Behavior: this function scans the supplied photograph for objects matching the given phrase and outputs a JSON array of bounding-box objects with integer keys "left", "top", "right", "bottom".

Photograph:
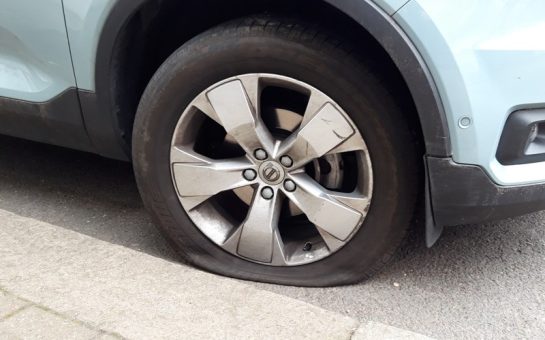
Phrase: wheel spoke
[
  {"left": 316, "top": 228, "right": 346, "bottom": 252},
  {"left": 205, "top": 78, "right": 274, "bottom": 155},
  {"left": 279, "top": 100, "right": 355, "bottom": 168},
  {"left": 316, "top": 191, "right": 370, "bottom": 251},
  {"left": 171, "top": 146, "right": 256, "bottom": 209},
  {"left": 192, "top": 92, "right": 221, "bottom": 125},
  {"left": 326, "top": 134, "right": 368, "bottom": 155},
  {"left": 283, "top": 173, "right": 366, "bottom": 241},
  {"left": 236, "top": 188, "right": 284, "bottom": 263},
  {"left": 328, "top": 191, "right": 370, "bottom": 214},
  {"left": 301, "top": 88, "right": 330, "bottom": 126}
]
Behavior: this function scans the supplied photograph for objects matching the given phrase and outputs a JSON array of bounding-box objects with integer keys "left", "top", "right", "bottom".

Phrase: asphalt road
[{"left": 0, "top": 135, "right": 544, "bottom": 339}]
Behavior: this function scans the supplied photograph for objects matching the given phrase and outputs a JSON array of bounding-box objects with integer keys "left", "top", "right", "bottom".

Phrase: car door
[{"left": 0, "top": 0, "right": 91, "bottom": 151}]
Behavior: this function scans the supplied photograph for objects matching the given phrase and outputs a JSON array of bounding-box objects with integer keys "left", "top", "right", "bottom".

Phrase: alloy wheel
[{"left": 170, "top": 74, "right": 373, "bottom": 266}]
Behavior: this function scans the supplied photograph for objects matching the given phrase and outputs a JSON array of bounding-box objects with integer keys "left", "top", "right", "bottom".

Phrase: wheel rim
[{"left": 170, "top": 73, "right": 373, "bottom": 266}]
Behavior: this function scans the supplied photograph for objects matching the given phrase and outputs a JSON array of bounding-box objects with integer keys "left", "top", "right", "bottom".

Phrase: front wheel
[{"left": 132, "top": 17, "right": 419, "bottom": 286}]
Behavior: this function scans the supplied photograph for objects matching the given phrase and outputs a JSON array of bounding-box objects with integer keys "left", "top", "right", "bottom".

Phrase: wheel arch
[
  {"left": 323, "top": 0, "right": 450, "bottom": 157},
  {"left": 87, "top": 0, "right": 451, "bottom": 160}
]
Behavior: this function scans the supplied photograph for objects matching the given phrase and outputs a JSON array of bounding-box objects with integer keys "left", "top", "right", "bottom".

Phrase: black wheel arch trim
[
  {"left": 89, "top": 0, "right": 452, "bottom": 160},
  {"left": 323, "top": 0, "right": 451, "bottom": 157},
  {"left": 82, "top": 0, "right": 151, "bottom": 161}
]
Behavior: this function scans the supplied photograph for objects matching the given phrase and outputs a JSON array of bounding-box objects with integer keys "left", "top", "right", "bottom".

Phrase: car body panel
[
  {"left": 396, "top": 0, "right": 545, "bottom": 185},
  {"left": 63, "top": 0, "right": 114, "bottom": 92},
  {"left": 0, "top": 0, "right": 76, "bottom": 102},
  {"left": 0, "top": 0, "right": 90, "bottom": 151}
]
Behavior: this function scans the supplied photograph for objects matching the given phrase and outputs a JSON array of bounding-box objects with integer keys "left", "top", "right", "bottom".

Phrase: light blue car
[{"left": 2, "top": 0, "right": 544, "bottom": 286}]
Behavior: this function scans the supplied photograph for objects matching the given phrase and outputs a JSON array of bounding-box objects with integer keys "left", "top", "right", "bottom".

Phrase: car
[{"left": 2, "top": 0, "right": 545, "bottom": 286}]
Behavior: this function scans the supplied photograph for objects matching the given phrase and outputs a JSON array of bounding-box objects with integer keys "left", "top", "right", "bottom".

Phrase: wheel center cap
[{"left": 258, "top": 161, "right": 285, "bottom": 185}]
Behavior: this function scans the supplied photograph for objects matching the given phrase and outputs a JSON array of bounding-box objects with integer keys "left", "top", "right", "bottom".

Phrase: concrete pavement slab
[
  {"left": 0, "top": 291, "right": 29, "bottom": 320},
  {"left": 352, "top": 321, "right": 434, "bottom": 340},
  {"left": 0, "top": 306, "right": 98, "bottom": 340},
  {"left": 0, "top": 209, "right": 359, "bottom": 339}
]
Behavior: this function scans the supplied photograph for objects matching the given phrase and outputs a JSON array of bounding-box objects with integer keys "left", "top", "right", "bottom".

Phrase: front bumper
[{"left": 426, "top": 156, "right": 545, "bottom": 244}]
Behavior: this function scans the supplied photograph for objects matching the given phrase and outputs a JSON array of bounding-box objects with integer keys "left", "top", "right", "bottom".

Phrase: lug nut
[
  {"left": 242, "top": 169, "right": 257, "bottom": 181},
  {"left": 280, "top": 155, "right": 293, "bottom": 167},
  {"left": 261, "top": 186, "right": 274, "bottom": 200},
  {"left": 254, "top": 148, "right": 268, "bottom": 160},
  {"left": 283, "top": 179, "right": 296, "bottom": 192}
]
